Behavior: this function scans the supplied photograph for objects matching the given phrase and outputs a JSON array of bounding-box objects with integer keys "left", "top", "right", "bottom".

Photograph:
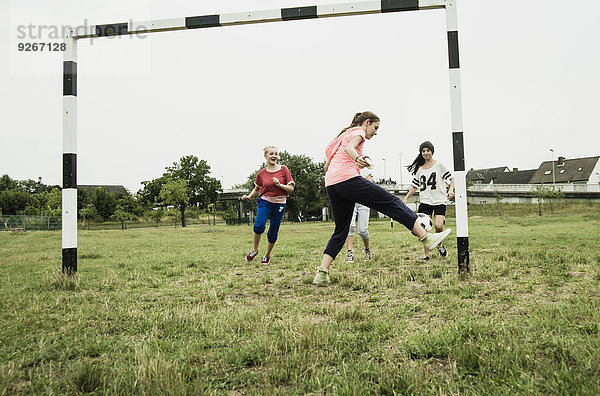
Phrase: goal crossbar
[{"left": 71, "top": 1, "right": 446, "bottom": 39}]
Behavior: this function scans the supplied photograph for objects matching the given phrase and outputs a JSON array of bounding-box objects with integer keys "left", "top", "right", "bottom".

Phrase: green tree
[
  {"left": 46, "top": 188, "right": 62, "bottom": 216},
  {"left": 148, "top": 208, "right": 165, "bottom": 228},
  {"left": 17, "top": 178, "right": 43, "bottom": 194},
  {"left": 0, "top": 174, "right": 18, "bottom": 193},
  {"left": 547, "top": 185, "right": 565, "bottom": 214},
  {"left": 140, "top": 156, "right": 222, "bottom": 227},
  {"left": 116, "top": 191, "right": 142, "bottom": 218},
  {"left": 165, "top": 155, "right": 222, "bottom": 209},
  {"left": 531, "top": 184, "right": 548, "bottom": 216},
  {"left": 111, "top": 205, "right": 132, "bottom": 230},
  {"left": 0, "top": 189, "right": 32, "bottom": 215},
  {"left": 90, "top": 187, "right": 117, "bottom": 221},
  {"left": 280, "top": 152, "right": 327, "bottom": 221},
  {"left": 77, "top": 187, "right": 91, "bottom": 215},
  {"left": 493, "top": 190, "right": 504, "bottom": 217},
  {"left": 531, "top": 184, "right": 565, "bottom": 216},
  {"left": 159, "top": 178, "right": 190, "bottom": 227},
  {"left": 531, "top": 184, "right": 566, "bottom": 216},
  {"left": 32, "top": 191, "right": 49, "bottom": 216},
  {"left": 79, "top": 203, "right": 99, "bottom": 230},
  {"left": 137, "top": 176, "right": 168, "bottom": 210}
]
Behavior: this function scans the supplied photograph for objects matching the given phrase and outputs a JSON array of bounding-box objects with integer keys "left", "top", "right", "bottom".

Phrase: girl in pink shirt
[
  {"left": 242, "top": 146, "right": 295, "bottom": 264},
  {"left": 313, "top": 111, "right": 451, "bottom": 285}
]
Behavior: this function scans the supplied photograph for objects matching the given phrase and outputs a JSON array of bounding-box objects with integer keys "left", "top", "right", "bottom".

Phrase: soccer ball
[{"left": 416, "top": 213, "right": 433, "bottom": 232}]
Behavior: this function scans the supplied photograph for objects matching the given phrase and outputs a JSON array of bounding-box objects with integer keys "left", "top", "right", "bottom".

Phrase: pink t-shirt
[{"left": 324, "top": 127, "right": 365, "bottom": 187}]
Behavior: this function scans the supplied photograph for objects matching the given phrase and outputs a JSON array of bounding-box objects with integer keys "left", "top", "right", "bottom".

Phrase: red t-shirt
[{"left": 255, "top": 165, "right": 294, "bottom": 198}]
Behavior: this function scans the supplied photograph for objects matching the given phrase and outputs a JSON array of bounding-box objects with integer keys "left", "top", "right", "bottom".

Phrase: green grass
[{"left": 1, "top": 208, "right": 600, "bottom": 394}]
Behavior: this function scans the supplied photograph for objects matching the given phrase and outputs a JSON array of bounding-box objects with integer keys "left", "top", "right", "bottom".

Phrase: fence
[
  {"left": 468, "top": 183, "right": 600, "bottom": 193},
  {"left": 381, "top": 183, "right": 600, "bottom": 194},
  {"left": 225, "top": 217, "right": 251, "bottom": 225},
  {"left": 0, "top": 215, "right": 62, "bottom": 231}
]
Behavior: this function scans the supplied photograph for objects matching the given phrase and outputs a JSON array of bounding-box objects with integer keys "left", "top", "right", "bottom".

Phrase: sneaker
[
  {"left": 347, "top": 250, "right": 354, "bottom": 263},
  {"left": 261, "top": 256, "right": 270, "bottom": 265},
  {"left": 438, "top": 245, "right": 448, "bottom": 258},
  {"left": 418, "top": 255, "right": 430, "bottom": 261},
  {"left": 245, "top": 250, "right": 258, "bottom": 262},
  {"left": 364, "top": 249, "right": 372, "bottom": 261},
  {"left": 422, "top": 229, "right": 452, "bottom": 251},
  {"left": 312, "top": 268, "right": 331, "bottom": 285}
]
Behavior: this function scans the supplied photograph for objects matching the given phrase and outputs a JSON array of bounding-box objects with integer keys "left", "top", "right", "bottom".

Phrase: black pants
[{"left": 324, "top": 176, "right": 418, "bottom": 259}]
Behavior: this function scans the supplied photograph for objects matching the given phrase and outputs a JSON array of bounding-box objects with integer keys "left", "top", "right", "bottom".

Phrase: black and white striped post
[
  {"left": 445, "top": 1, "right": 469, "bottom": 273},
  {"left": 62, "top": 28, "right": 78, "bottom": 275},
  {"left": 61, "top": 0, "right": 469, "bottom": 274}
]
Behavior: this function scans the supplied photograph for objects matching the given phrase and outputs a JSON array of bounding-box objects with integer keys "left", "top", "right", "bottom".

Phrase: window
[
  {"left": 544, "top": 170, "right": 552, "bottom": 175},
  {"left": 559, "top": 169, "right": 565, "bottom": 174},
  {"left": 578, "top": 167, "right": 583, "bottom": 171}
]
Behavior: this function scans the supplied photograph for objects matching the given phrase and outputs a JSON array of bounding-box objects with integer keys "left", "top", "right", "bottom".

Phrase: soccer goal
[{"left": 61, "top": 0, "right": 470, "bottom": 274}]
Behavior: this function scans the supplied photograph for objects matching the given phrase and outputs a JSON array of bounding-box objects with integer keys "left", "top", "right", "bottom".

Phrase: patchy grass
[{"left": 1, "top": 210, "right": 600, "bottom": 394}]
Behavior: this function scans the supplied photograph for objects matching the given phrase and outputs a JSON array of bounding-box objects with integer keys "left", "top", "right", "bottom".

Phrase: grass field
[{"left": 1, "top": 207, "right": 600, "bottom": 395}]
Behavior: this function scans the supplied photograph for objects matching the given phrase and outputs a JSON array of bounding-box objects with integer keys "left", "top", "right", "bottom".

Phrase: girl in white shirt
[{"left": 403, "top": 141, "right": 455, "bottom": 260}]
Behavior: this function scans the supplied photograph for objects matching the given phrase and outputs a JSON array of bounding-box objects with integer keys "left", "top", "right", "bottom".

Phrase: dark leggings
[{"left": 324, "top": 176, "right": 418, "bottom": 259}]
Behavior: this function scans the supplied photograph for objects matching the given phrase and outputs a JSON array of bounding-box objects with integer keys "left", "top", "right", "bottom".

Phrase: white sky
[{"left": 1, "top": 0, "right": 599, "bottom": 193}]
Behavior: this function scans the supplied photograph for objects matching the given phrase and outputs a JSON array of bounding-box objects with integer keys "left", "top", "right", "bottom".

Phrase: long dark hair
[
  {"left": 407, "top": 154, "right": 425, "bottom": 175},
  {"left": 337, "top": 111, "right": 380, "bottom": 137}
]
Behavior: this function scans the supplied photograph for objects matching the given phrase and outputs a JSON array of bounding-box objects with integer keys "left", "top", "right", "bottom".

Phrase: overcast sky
[{"left": 2, "top": 0, "right": 599, "bottom": 193}]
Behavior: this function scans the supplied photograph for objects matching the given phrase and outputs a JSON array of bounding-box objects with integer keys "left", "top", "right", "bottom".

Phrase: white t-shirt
[{"left": 411, "top": 162, "right": 452, "bottom": 205}]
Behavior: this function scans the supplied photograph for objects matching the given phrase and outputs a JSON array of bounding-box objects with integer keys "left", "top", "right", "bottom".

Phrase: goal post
[{"left": 62, "top": 0, "right": 469, "bottom": 274}]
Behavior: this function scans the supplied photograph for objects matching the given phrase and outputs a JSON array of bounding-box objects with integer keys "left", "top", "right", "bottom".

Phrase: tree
[
  {"left": 90, "top": 187, "right": 117, "bottom": 221},
  {"left": 493, "top": 190, "right": 503, "bottom": 217},
  {"left": 165, "top": 155, "right": 222, "bottom": 209},
  {"left": 531, "top": 184, "right": 563, "bottom": 216},
  {"left": 31, "top": 191, "right": 49, "bottom": 216},
  {"left": 280, "top": 152, "right": 328, "bottom": 221},
  {"left": 148, "top": 208, "right": 165, "bottom": 228},
  {"left": 116, "top": 192, "right": 142, "bottom": 218},
  {"left": 531, "top": 184, "right": 548, "bottom": 216},
  {"left": 137, "top": 176, "right": 168, "bottom": 209},
  {"left": 46, "top": 188, "right": 62, "bottom": 216},
  {"left": 0, "top": 189, "right": 32, "bottom": 215},
  {"left": 17, "top": 178, "right": 43, "bottom": 194},
  {"left": 0, "top": 175, "right": 18, "bottom": 193},
  {"left": 159, "top": 178, "right": 190, "bottom": 227},
  {"left": 547, "top": 185, "right": 564, "bottom": 214},
  {"left": 79, "top": 204, "right": 99, "bottom": 230},
  {"left": 138, "top": 156, "right": 222, "bottom": 227},
  {"left": 111, "top": 205, "right": 132, "bottom": 230}
]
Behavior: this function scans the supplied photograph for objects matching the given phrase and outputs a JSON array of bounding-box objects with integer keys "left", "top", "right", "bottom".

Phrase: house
[
  {"left": 465, "top": 156, "right": 600, "bottom": 204},
  {"left": 466, "top": 166, "right": 509, "bottom": 184},
  {"left": 466, "top": 167, "right": 536, "bottom": 185},
  {"left": 493, "top": 168, "right": 537, "bottom": 184},
  {"left": 529, "top": 156, "right": 600, "bottom": 185}
]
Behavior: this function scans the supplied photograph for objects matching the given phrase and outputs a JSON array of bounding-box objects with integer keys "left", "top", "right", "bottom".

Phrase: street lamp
[
  {"left": 382, "top": 158, "right": 387, "bottom": 180},
  {"left": 549, "top": 149, "right": 556, "bottom": 185},
  {"left": 398, "top": 152, "right": 403, "bottom": 186}
]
